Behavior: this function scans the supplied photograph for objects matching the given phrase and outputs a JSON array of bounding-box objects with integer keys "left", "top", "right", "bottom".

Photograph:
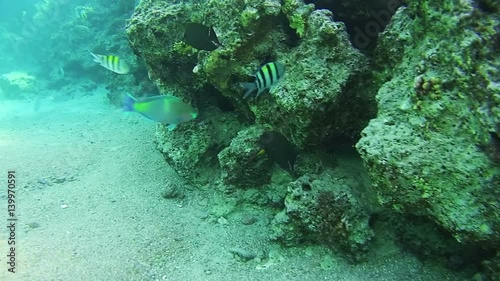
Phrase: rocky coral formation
[
  {"left": 483, "top": 251, "right": 500, "bottom": 281},
  {"left": 304, "top": 0, "right": 403, "bottom": 50},
  {"left": 0, "top": 71, "right": 36, "bottom": 99},
  {"left": 124, "top": 0, "right": 380, "bottom": 266},
  {"left": 249, "top": 8, "right": 370, "bottom": 148},
  {"left": 271, "top": 172, "right": 374, "bottom": 262},
  {"left": 155, "top": 105, "right": 242, "bottom": 186},
  {"left": 126, "top": 0, "right": 374, "bottom": 181},
  {"left": 217, "top": 125, "right": 273, "bottom": 188},
  {"left": 356, "top": 0, "right": 499, "bottom": 266},
  {"left": 125, "top": 0, "right": 499, "bottom": 276}
]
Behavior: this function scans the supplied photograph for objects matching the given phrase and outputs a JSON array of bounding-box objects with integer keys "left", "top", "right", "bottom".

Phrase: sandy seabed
[{"left": 0, "top": 94, "right": 466, "bottom": 281}]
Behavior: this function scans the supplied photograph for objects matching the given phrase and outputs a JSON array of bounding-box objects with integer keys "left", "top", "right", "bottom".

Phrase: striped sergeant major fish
[
  {"left": 242, "top": 61, "right": 285, "bottom": 99},
  {"left": 90, "top": 52, "right": 130, "bottom": 74}
]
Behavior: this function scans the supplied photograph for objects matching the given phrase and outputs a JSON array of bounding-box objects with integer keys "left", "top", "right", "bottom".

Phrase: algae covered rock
[
  {"left": 0, "top": 71, "right": 36, "bottom": 99},
  {"left": 121, "top": 0, "right": 499, "bottom": 275},
  {"left": 249, "top": 9, "right": 370, "bottom": 148},
  {"left": 126, "top": 1, "right": 197, "bottom": 87},
  {"left": 271, "top": 173, "right": 374, "bottom": 262},
  {"left": 126, "top": 0, "right": 374, "bottom": 187},
  {"left": 356, "top": 1, "right": 500, "bottom": 248},
  {"left": 126, "top": 0, "right": 373, "bottom": 148},
  {"left": 155, "top": 107, "right": 242, "bottom": 185},
  {"left": 217, "top": 125, "right": 273, "bottom": 188},
  {"left": 483, "top": 251, "right": 500, "bottom": 281},
  {"left": 155, "top": 121, "right": 213, "bottom": 181}
]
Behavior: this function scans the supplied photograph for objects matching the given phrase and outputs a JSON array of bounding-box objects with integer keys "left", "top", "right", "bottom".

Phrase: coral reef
[
  {"left": 304, "top": 0, "right": 403, "bottom": 51},
  {"left": 0, "top": 0, "right": 496, "bottom": 276},
  {"left": 270, "top": 172, "right": 374, "bottom": 262},
  {"left": 217, "top": 125, "right": 273, "bottom": 188},
  {"left": 126, "top": 0, "right": 374, "bottom": 183},
  {"left": 483, "top": 251, "right": 500, "bottom": 281},
  {"left": 355, "top": 0, "right": 499, "bottom": 269},
  {"left": 0, "top": 71, "right": 36, "bottom": 99},
  {"left": 249, "top": 9, "right": 370, "bottom": 148},
  {"left": 155, "top": 103, "right": 242, "bottom": 186},
  {"left": 125, "top": 0, "right": 380, "bottom": 265},
  {"left": 124, "top": 0, "right": 499, "bottom": 276},
  {"left": 282, "top": 0, "right": 311, "bottom": 38}
]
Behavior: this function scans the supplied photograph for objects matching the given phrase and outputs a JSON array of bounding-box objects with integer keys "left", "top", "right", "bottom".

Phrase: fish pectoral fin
[
  {"left": 256, "top": 149, "right": 266, "bottom": 156},
  {"left": 269, "top": 84, "right": 279, "bottom": 95},
  {"left": 167, "top": 124, "right": 177, "bottom": 131}
]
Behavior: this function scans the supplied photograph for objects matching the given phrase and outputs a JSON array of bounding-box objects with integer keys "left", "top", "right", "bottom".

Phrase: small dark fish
[
  {"left": 259, "top": 131, "right": 297, "bottom": 174},
  {"left": 184, "top": 22, "right": 220, "bottom": 51},
  {"left": 242, "top": 62, "right": 285, "bottom": 99}
]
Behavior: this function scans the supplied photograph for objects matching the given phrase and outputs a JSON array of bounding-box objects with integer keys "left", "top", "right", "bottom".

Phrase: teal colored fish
[
  {"left": 123, "top": 94, "right": 198, "bottom": 131},
  {"left": 242, "top": 62, "right": 285, "bottom": 99},
  {"left": 90, "top": 52, "right": 130, "bottom": 74}
]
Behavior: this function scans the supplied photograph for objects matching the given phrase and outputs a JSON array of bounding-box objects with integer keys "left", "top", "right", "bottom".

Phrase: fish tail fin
[
  {"left": 89, "top": 51, "right": 100, "bottom": 63},
  {"left": 122, "top": 94, "right": 136, "bottom": 112},
  {"left": 241, "top": 82, "right": 257, "bottom": 99},
  {"left": 167, "top": 124, "right": 177, "bottom": 131}
]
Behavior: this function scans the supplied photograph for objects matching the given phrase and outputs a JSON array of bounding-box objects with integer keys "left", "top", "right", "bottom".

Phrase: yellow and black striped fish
[
  {"left": 242, "top": 61, "right": 285, "bottom": 99},
  {"left": 90, "top": 52, "right": 130, "bottom": 74}
]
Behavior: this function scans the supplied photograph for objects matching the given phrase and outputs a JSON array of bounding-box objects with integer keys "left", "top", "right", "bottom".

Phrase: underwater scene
[{"left": 0, "top": 0, "right": 499, "bottom": 280}]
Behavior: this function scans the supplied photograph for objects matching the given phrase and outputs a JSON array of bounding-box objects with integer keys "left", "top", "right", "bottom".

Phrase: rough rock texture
[
  {"left": 483, "top": 251, "right": 500, "bottom": 281},
  {"left": 304, "top": 0, "right": 404, "bottom": 50},
  {"left": 126, "top": 0, "right": 375, "bottom": 183},
  {"left": 0, "top": 71, "right": 36, "bottom": 99},
  {"left": 217, "top": 125, "right": 273, "bottom": 188},
  {"left": 125, "top": 0, "right": 500, "bottom": 274},
  {"left": 124, "top": 0, "right": 377, "bottom": 267},
  {"left": 356, "top": 0, "right": 499, "bottom": 251},
  {"left": 155, "top": 106, "right": 242, "bottom": 186},
  {"left": 271, "top": 172, "right": 375, "bottom": 262},
  {"left": 126, "top": 2, "right": 198, "bottom": 92},
  {"left": 251, "top": 9, "right": 370, "bottom": 147}
]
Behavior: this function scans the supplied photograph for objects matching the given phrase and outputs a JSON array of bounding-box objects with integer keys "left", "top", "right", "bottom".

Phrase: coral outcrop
[
  {"left": 126, "top": 0, "right": 499, "bottom": 276},
  {"left": 271, "top": 172, "right": 374, "bottom": 262},
  {"left": 356, "top": 0, "right": 499, "bottom": 262},
  {"left": 125, "top": 0, "right": 378, "bottom": 264},
  {"left": 0, "top": 71, "right": 36, "bottom": 99},
  {"left": 217, "top": 125, "right": 273, "bottom": 188},
  {"left": 155, "top": 107, "right": 242, "bottom": 186},
  {"left": 126, "top": 0, "right": 374, "bottom": 183}
]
